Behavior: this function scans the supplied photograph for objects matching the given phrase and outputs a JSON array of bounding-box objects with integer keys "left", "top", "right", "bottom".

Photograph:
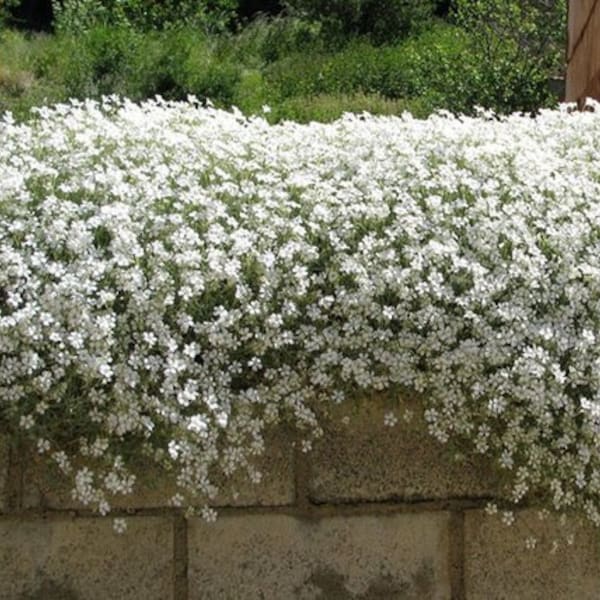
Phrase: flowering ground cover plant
[{"left": 2, "top": 97, "right": 600, "bottom": 531}]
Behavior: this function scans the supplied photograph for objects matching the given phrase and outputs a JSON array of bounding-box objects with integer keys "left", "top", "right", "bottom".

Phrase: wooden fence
[{"left": 567, "top": 0, "right": 600, "bottom": 103}]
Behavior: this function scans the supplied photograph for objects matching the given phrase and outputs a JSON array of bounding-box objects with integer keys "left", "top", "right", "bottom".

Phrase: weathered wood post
[{"left": 566, "top": 0, "right": 600, "bottom": 103}]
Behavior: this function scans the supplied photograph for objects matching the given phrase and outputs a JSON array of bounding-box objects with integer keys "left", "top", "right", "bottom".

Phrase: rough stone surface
[
  {"left": 307, "top": 397, "right": 503, "bottom": 504},
  {"left": 188, "top": 512, "right": 452, "bottom": 599},
  {"left": 20, "top": 427, "right": 294, "bottom": 510},
  {"left": 0, "top": 437, "right": 8, "bottom": 513},
  {"left": 0, "top": 516, "right": 173, "bottom": 600},
  {"left": 19, "top": 453, "right": 179, "bottom": 511},
  {"left": 212, "top": 426, "right": 295, "bottom": 507},
  {"left": 464, "top": 509, "right": 600, "bottom": 599}
]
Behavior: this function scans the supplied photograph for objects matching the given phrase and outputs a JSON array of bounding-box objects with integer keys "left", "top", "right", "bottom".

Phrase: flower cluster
[{"left": 3, "top": 97, "right": 600, "bottom": 525}]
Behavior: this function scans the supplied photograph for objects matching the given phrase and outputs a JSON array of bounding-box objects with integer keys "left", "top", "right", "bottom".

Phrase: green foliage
[
  {"left": 0, "top": 29, "right": 65, "bottom": 119},
  {"left": 52, "top": 0, "right": 240, "bottom": 34},
  {"left": 182, "top": 40, "right": 242, "bottom": 105},
  {"left": 60, "top": 27, "right": 242, "bottom": 105},
  {"left": 37, "top": 25, "right": 139, "bottom": 98},
  {"left": 0, "top": 0, "right": 20, "bottom": 29},
  {"left": 0, "top": 25, "right": 244, "bottom": 113},
  {"left": 232, "top": 68, "right": 269, "bottom": 113},
  {"left": 121, "top": 28, "right": 191, "bottom": 100},
  {"left": 453, "top": 0, "right": 567, "bottom": 114},
  {"left": 268, "top": 92, "right": 427, "bottom": 123},
  {"left": 0, "top": 0, "right": 567, "bottom": 121},
  {"left": 231, "top": 14, "right": 325, "bottom": 65},
  {"left": 263, "top": 25, "right": 470, "bottom": 106},
  {"left": 282, "top": 0, "right": 436, "bottom": 44}
]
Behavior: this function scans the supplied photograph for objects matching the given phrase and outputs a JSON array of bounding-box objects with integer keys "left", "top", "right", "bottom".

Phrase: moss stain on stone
[
  {"left": 298, "top": 561, "right": 434, "bottom": 599},
  {"left": 19, "top": 577, "right": 80, "bottom": 600}
]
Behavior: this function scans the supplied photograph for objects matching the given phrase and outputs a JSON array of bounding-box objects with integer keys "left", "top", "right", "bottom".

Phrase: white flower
[
  {"left": 502, "top": 511, "right": 515, "bottom": 526},
  {"left": 201, "top": 506, "right": 217, "bottom": 523},
  {"left": 3, "top": 97, "right": 600, "bottom": 532},
  {"left": 525, "top": 536, "right": 537, "bottom": 550},
  {"left": 37, "top": 438, "right": 51, "bottom": 454},
  {"left": 113, "top": 518, "right": 127, "bottom": 534},
  {"left": 383, "top": 411, "right": 398, "bottom": 427},
  {"left": 19, "top": 415, "right": 35, "bottom": 430},
  {"left": 188, "top": 415, "right": 208, "bottom": 435}
]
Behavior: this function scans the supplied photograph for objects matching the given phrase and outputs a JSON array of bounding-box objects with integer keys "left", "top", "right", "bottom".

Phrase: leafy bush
[
  {"left": 231, "top": 68, "right": 269, "bottom": 114},
  {"left": 282, "top": 0, "right": 436, "bottom": 44},
  {"left": 0, "top": 0, "right": 20, "bottom": 29},
  {"left": 263, "top": 25, "right": 469, "bottom": 104},
  {"left": 264, "top": 17, "right": 564, "bottom": 117},
  {"left": 52, "top": 0, "right": 240, "bottom": 34},
  {"left": 0, "top": 29, "right": 65, "bottom": 118},
  {"left": 453, "top": 0, "right": 567, "bottom": 114},
  {"left": 230, "top": 14, "right": 325, "bottom": 65},
  {"left": 122, "top": 29, "right": 234, "bottom": 103},
  {"left": 267, "top": 92, "right": 426, "bottom": 122},
  {"left": 35, "top": 25, "right": 140, "bottom": 99},
  {"left": 12, "top": 26, "right": 242, "bottom": 108},
  {"left": 180, "top": 38, "right": 242, "bottom": 106},
  {"left": 0, "top": 0, "right": 567, "bottom": 120},
  {"left": 4, "top": 98, "right": 600, "bottom": 532}
]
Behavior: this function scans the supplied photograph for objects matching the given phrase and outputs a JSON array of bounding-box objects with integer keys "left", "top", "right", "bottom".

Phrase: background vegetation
[{"left": 0, "top": 0, "right": 567, "bottom": 121}]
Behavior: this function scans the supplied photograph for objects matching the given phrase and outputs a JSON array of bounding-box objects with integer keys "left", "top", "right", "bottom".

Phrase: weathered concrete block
[
  {"left": 464, "top": 509, "right": 600, "bottom": 599},
  {"left": 212, "top": 426, "right": 295, "bottom": 507},
  {"left": 188, "top": 512, "right": 452, "bottom": 599},
  {"left": 19, "top": 452, "right": 178, "bottom": 511},
  {"left": 0, "top": 436, "right": 8, "bottom": 513},
  {"left": 20, "top": 427, "right": 294, "bottom": 511},
  {"left": 0, "top": 516, "right": 174, "bottom": 600},
  {"left": 307, "top": 397, "right": 503, "bottom": 504}
]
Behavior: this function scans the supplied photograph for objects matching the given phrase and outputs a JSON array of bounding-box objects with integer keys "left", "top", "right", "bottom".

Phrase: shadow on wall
[
  {"left": 19, "top": 577, "right": 79, "bottom": 600},
  {"left": 298, "top": 561, "right": 435, "bottom": 600}
]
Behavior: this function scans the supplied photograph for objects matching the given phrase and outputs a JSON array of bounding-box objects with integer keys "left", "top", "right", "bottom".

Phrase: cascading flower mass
[{"left": 2, "top": 97, "right": 600, "bottom": 526}]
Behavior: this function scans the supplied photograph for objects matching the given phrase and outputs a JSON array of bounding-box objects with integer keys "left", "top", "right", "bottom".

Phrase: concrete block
[
  {"left": 0, "top": 516, "right": 174, "bottom": 600},
  {"left": 188, "top": 512, "right": 452, "bottom": 599},
  {"left": 0, "top": 436, "right": 8, "bottom": 513},
  {"left": 20, "top": 426, "right": 294, "bottom": 511},
  {"left": 464, "top": 508, "right": 600, "bottom": 599},
  {"left": 212, "top": 426, "right": 295, "bottom": 507},
  {"left": 19, "top": 453, "right": 179, "bottom": 511},
  {"left": 307, "top": 397, "right": 503, "bottom": 504}
]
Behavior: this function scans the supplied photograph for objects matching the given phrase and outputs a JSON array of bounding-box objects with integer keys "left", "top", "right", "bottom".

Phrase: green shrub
[
  {"left": 0, "top": 0, "right": 20, "bottom": 29},
  {"left": 124, "top": 29, "right": 206, "bottom": 101},
  {"left": 123, "top": 30, "right": 189, "bottom": 100},
  {"left": 0, "top": 0, "right": 566, "bottom": 121},
  {"left": 231, "top": 14, "right": 325, "bottom": 65},
  {"left": 37, "top": 26, "right": 140, "bottom": 99},
  {"left": 25, "top": 26, "right": 241, "bottom": 107},
  {"left": 183, "top": 42, "right": 242, "bottom": 106},
  {"left": 453, "top": 0, "right": 567, "bottom": 114},
  {"left": 264, "top": 16, "right": 563, "bottom": 117},
  {"left": 52, "top": 0, "right": 240, "bottom": 34},
  {"left": 0, "top": 29, "right": 65, "bottom": 118},
  {"left": 264, "top": 24, "right": 469, "bottom": 105},
  {"left": 232, "top": 68, "right": 269, "bottom": 114},
  {"left": 268, "top": 92, "right": 428, "bottom": 123},
  {"left": 282, "top": 0, "right": 436, "bottom": 44}
]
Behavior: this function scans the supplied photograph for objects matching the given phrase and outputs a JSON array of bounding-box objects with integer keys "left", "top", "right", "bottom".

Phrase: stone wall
[{"left": 2, "top": 399, "right": 600, "bottom": 599}]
